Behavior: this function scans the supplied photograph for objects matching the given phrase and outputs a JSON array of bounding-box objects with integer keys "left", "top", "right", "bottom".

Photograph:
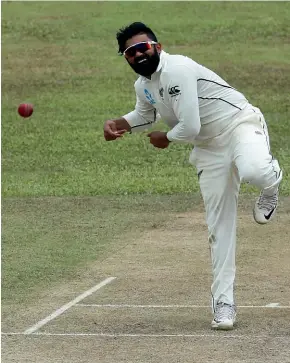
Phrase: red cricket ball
[{"left": 18, "top": 103, "right": 34, "bottom": 118}]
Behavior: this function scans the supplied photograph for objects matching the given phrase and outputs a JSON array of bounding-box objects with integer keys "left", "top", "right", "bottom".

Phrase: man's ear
[{"left": 157, "top": 43, "right": 162, "bottom": 53}]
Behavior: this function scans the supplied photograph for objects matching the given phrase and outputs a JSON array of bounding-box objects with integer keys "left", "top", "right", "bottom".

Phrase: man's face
[{"left": 124, "top": 34, "right": 162, "bottom": 77}]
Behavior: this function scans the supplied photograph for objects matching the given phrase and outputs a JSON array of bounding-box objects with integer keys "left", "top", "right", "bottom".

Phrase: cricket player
[{"left": 103, "top": 22, "right": 283, "bottom": 330}]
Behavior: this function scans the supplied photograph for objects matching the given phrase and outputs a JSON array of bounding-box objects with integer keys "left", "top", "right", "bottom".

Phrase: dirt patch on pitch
[{"left": 2, "top": 198, "right": 290, "bottom": 363}]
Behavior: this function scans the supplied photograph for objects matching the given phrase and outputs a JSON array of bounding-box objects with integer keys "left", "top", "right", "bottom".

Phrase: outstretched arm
[
  {"left": 122, "top": 92, "right": 158, "bottom": 133},
  {"left": 104, "top": 89, "right": 159, "bottom": 141}
]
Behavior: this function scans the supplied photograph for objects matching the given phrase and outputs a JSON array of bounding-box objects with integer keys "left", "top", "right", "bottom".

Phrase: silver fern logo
[{"left": 144, "top": 89, "right": 156, "bottom": 105}]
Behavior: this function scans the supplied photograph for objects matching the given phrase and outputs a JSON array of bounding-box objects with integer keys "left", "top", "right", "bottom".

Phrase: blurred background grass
[{"left": 2, "top": 1, "right": 290, "bottom": 196}]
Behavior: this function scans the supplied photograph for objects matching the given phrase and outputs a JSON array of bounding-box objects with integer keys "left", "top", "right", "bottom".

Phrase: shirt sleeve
[
  {"left": 165, "top": 65, "right": 201, "bottom": 142},
  {"left": 122, "top": 84, "right": 159, "bottom": 133}
]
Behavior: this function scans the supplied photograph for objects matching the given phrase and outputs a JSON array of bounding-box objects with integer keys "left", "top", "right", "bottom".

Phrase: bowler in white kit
[{"left": 103, "top": 22, "right": 283, "bottom": 330}]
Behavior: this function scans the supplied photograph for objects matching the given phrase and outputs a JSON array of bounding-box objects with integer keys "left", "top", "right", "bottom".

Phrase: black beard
[{"left": 128, "top": 49, "right": 160, "bottom": 77}]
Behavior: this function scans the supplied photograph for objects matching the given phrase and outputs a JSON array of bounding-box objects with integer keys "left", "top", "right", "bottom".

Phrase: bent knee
[{"left": 238, "top": 160, "right": 274, "bottom": 186}]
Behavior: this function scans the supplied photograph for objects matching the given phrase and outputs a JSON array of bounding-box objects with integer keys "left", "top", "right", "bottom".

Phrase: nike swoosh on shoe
[{"left": 264, "top": 208, "right": 276, "bottom": 220}]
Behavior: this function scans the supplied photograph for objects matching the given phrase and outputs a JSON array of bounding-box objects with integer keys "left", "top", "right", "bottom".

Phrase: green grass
[
  {"left": 1, "top": 2, "right": 290, "bottom": 308},
  {"left": 2, "top": 195, "right": 197, "bottom": 305},
  {"left": 2, "top": 1, "right": 290, "bottom": 197}
]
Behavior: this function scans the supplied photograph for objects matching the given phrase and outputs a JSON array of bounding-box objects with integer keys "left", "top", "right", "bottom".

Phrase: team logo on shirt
[
  {"left": 144, "top": 89, "right": 156, "bottom": 105},
  {"left": 168, "top": 86, "right": 180, "bottom": 97}
]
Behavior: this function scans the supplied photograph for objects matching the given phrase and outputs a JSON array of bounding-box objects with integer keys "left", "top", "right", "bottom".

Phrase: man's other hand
[{"left": 147, "top": 131, "right": 170, "bottom": 149}]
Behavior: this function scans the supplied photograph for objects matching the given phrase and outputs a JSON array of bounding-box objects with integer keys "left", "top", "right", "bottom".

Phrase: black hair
[{"left": 116, "top": 22, "right": 158, "bottom": 54}]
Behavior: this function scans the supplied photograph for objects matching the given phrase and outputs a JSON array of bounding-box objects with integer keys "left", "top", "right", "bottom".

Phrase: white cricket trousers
[{"left": 189, "top": 107, "right": 282, "bottom": 310}]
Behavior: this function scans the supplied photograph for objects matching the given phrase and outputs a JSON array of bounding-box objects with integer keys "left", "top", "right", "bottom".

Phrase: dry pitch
[{"left": 2, "top": 198, "right": 290, "bottom": 363}]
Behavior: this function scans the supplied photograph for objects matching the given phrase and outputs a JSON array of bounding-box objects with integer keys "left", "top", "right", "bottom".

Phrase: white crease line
[
  {"left": 23, "top": 277, "right": 116, "bottom": 335},
  {"left": 2, "top": 332, "right": 288, "bottom": 339},
  {"left": 77, "top": 304, "right": 210, "bottom": 308},
  {"left": 265, "top": 303, "right": 280, "bottom": 307},
  {"left": 75, "top": 304, "right": 290, "bottom": 309}
]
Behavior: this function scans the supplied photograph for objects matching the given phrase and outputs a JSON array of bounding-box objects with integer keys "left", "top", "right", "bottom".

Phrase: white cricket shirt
[{"left": 123, "top": 50, "right": 253, "bottom": 144}]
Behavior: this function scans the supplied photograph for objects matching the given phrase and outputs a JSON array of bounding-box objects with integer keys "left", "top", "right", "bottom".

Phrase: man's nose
[{"left": 135, "top": 50, "right": 144, "bottom": 58}]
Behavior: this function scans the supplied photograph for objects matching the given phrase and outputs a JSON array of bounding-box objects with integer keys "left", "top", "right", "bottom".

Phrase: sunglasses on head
[{"left": 122, "top": 41, "right": 158, "bottom": 58}]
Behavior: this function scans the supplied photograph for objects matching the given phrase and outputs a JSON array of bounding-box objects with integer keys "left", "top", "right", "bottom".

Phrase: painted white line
[
  {"left": 23, "top": 277, "right": 116, "bottom": 335},
  {"left": 2, "top": 332, "right": 288, "bottom": 339},
  {"left": 75, "top": 303, "right": 290, "bottom": 309},
  {"left": 265, "top": 303, "right": 280, "bottom": 307},
  {"left": 77, "top": 304, "right": 210, "bottom": 308}
]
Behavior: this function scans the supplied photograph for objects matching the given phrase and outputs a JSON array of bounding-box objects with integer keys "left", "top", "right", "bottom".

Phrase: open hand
[
  {"left": 147, "top": 131, "right": 170, "bottom": 149},
  {"left": 104, "top": 120, "right": 127, "bottom": 141}
]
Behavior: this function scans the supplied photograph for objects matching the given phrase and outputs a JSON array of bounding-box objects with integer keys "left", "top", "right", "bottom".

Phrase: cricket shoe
[
  {"left": 211, "top": 302, "right": 236, "bottom": 330},
  {"left": 253, "top": 191, "right": 278, "bottom": 224}
]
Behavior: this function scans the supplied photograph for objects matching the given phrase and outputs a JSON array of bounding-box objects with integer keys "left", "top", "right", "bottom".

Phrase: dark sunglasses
[{"left": 122, "top": 41, "right": 158, "bottom": 58}]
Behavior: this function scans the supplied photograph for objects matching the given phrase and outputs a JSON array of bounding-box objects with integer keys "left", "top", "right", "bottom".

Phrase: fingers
[
  {"left": 104, "top": 132, "right": 122, "bottom": 140},
  {"left": 110, "top": 129, "right": 127, "bottom": 138},
  {"left": 104, "top": 121, "right": 121, "bottom": 139},
  {"left": 104, "top": 127, "right": 127, "bottom": 141},
  {"left": 104, "top": 134, "right": 117, "bottom": 141}
]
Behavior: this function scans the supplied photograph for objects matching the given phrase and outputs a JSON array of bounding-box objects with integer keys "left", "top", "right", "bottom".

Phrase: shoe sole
[{"left": 211, "top": 320, "right": 235, "bottom": 330}]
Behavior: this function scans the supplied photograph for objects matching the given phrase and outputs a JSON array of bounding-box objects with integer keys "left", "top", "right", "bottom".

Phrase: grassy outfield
[
  {"left": 1, "top": 195, "right": 196, "bottom": 305},
  {"left": 2, "top": 1, "right": 290, "bottom": 197},
  {"left": 1, "top": 2, "right": 290, "bottom": 307}
]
